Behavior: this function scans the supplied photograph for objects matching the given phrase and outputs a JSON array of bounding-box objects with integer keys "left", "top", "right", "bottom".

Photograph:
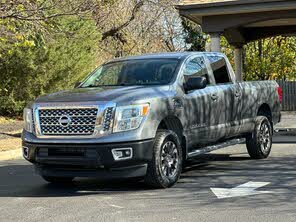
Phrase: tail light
[{"left": 277, "top": 86, "right": 282, "bottom": 103}]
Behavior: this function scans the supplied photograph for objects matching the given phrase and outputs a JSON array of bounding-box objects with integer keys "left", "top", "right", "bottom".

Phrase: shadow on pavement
[
  {"left": 0, "top": 163, "right": 150, "bottom": 197},
  {"left": 0, "top": 152, "right": 296, "bottom": 208}
]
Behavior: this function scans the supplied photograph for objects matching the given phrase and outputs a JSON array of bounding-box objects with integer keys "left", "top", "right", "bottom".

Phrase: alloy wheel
[
  {"left": 259, "top": 122, "right": 271, "bottom": 152},
  {"left": 160, "top": 141, "right": 179, "bottom": 179}
]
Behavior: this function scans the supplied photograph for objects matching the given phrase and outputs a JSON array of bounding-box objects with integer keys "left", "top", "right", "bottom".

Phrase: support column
[
  {"left": 210, "top": 33, "right": 221, "bottom": 52},
  {"left": 234, "top": 46, "right": 243, "bottom": 81}
]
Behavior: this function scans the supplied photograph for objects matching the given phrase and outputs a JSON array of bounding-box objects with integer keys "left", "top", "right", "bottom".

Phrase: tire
[
  {"left": 42, "top": 176, "right": 74, "bottom": 184},
  {"left": 144, "top": 130, "right": 183, "bottom": 188},
  {"left": 246, "top": 116, "right": 272, "bottom": 159}
]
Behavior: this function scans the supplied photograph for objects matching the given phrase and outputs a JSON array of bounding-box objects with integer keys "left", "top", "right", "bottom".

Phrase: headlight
[
  {"left": 23, "top": 108, "right": 33, "bottom": 133},
  {"left": 113, "top": 104, "right": 149, "bottom": 133}
]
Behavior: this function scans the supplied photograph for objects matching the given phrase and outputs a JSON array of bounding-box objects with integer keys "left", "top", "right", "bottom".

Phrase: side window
[
  {"left": 208, "top": 56, "right": 231, "bottom": 84},
  {"left": 183, "top": 57, "right": 209, "bottom": 84}
]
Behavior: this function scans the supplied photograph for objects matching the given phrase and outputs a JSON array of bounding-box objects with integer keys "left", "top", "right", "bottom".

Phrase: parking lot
[{"left": 0, "top": 141, "right": 295, "bottom": 222}]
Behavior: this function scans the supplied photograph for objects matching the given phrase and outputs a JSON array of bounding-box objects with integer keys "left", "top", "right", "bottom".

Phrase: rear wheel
[
  {"left": 144, "top": 130, "right": 183, "bottom": 188},
  {"left": 246, "top": 116, "right": 272, "bottom": 159},
  {"left": 42, "top": 176, "right": 74, "bottom": 184}
]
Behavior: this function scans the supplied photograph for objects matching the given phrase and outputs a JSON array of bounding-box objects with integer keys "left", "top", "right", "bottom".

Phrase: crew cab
[{"left": 22, "top": 52, "right": 281, "bottom": 188}]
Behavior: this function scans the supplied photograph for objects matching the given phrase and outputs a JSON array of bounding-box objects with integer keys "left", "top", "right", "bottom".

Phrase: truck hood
[{"left": 35, "top": 85, "right": 172, "bottom": 104}]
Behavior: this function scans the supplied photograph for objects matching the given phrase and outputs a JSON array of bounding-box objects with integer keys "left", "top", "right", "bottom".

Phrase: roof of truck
[{"left": 107, "top": 52, "right": 225, "bottom": 63}]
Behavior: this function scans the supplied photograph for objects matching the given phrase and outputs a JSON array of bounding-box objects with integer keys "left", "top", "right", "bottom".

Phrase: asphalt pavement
[{"left": 0, "top": 138, "right": 296, "bottom": 222}]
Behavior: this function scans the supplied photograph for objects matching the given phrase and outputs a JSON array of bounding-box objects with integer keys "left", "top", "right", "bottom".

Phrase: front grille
[{"left": 38, "top": 108, "right": 98, "bottom": 136}]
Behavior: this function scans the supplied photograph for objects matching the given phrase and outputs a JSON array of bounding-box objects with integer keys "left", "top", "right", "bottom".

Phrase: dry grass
[
  {"left": 0, "top": 138, "right": 21, "bottom": 152},
  {"left": 0, "top": 116, "right": 16, "bottom": 124}
]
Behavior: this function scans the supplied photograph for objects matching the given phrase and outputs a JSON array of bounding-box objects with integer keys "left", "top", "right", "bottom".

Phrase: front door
[{"left": 180, "top": 56, "right": 218, "bottom": 152}]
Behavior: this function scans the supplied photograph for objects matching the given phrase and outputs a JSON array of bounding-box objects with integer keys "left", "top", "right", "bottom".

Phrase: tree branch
[{"left": 101, "top": 0, "right": 144, "bottom": 41}]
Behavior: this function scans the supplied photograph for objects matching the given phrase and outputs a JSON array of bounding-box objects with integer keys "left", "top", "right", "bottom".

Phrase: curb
[
  {"left": 274, "top": 128, "right": 296, "bottom": 136},
  {"left": 0, "top": 149, "right": 22, "bottom": 161}
]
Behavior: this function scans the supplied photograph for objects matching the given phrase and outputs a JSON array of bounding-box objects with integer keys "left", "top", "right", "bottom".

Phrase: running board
[{"left": 187, "top": 138, "right": 246, "bottom": 158}]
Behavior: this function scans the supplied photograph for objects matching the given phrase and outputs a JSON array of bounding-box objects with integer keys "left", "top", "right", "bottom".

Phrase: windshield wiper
[
  {"left": 80, "top": 84, "right": 97, "bottom": 88},
  {"left": 119, "top": 83, "right": 133, "bottom": 86},
  {"left": 80, "top": 84, "right": 126, "bottom": 88}
]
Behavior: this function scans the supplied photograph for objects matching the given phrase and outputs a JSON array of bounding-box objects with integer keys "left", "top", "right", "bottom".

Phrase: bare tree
[{"left": 0, "top": 0, "right": 185, "bottom": 57}]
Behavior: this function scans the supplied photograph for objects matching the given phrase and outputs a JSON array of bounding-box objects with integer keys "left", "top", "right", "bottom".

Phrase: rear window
[{"left": 208, "top": 56, "right": 231, "bottom": 84}]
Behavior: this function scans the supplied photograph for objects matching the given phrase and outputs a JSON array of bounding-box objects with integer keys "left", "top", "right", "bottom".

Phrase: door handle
[
  {"left": 211, "top": 94, "right": 218, "bottom": 101},
  {"left": 235, "top": 91, "right": 241, "bottom": 97},
  {"left": 173, "top": 99, "right": 183, "bottom": 109}
]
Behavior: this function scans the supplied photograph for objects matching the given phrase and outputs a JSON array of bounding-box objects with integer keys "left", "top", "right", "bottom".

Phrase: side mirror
[
  {"left": 185, "top": 76, "right": 207, "bottom": 92},
  {"left": 74, "top": 82, "right": 81, "bottom": 88}
]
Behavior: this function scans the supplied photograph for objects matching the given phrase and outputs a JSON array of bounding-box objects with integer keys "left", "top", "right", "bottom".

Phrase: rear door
[{"left": 207, "top": 54, "right": 242, "bottom": 138}]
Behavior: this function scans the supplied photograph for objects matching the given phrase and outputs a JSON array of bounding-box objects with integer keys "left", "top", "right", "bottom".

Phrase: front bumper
[
  {"left": 35, "top": 163, "right": 148, "bottom": 179},
  {"left": 22, "top": 139, "right": 154, "bottom": 178}
]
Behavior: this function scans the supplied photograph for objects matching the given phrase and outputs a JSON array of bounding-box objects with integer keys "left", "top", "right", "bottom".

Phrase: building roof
[
  {"left": 176, "top": 0, "right": 294, "bottom": 13},
  {"left": 178, "top": 0, "right": 289, "bottom": 7},
  {"left": 179, "top": 0, "right": 237, "bottom": 6},
  {"left": 176, "top": 0, "right": 296, "bottom": 45}
]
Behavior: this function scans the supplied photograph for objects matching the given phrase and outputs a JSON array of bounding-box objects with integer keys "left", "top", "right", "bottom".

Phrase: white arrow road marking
[{"left": 211, "top": 181, "right": 273, "bottom": 199}]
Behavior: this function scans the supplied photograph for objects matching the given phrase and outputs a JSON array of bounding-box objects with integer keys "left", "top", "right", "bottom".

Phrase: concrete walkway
[{"left": 275, "top": 111, "right": 296, "bottom": 129}]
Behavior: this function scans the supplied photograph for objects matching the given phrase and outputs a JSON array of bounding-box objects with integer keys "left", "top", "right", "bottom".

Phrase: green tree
[
  {"left": 0, "top": 16, "right": 100, "bottom": 115},
  {"left": 181, "top": 17, "right": 206, "bottom": 51},
  {"left": 244, "top": 37, "right": 296, "bottom": 81}
]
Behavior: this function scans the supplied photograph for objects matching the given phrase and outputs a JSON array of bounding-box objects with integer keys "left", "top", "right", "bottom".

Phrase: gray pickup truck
[{"left": 22, "top": 52, "right": 281, "bottom": 188}]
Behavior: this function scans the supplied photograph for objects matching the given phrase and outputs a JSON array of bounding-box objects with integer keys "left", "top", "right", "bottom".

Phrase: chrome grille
[
  {"left": 32, "top": 110, "right": 35, "bottom": 133},
  {"left": 38, "top": 108, "right": 98, "bottom": 135},
  {"left": 103, "top": 107, "right": 114, "bottom": 131}
]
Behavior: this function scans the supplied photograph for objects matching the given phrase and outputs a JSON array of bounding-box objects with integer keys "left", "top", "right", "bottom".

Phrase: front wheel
[
  {"left": 144, "top": 130, "right": 183, "bottom": 188},
  {"left": 246, "top": 116, "right": 272, "bottom": 159}
]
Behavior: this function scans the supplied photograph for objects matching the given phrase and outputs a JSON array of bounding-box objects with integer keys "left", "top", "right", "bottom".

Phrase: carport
[{"left": 176, "top": 0, "right": 296, "bottom": 81}]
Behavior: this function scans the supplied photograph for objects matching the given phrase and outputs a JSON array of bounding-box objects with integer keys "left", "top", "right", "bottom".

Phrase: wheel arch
[
  {"left": 157, "top": 116, "right": 187, "bottom": 159},
  {"left": 257, "top": 103, "right": 273, "bottom": 129}
]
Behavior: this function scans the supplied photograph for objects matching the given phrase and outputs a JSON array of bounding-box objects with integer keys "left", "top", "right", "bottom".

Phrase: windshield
[{"left": 80, "top": 59, "right": 179, "bottom": 87}]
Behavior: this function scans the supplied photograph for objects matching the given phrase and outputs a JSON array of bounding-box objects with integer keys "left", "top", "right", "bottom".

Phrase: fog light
[
  {"left": 111, "top": 148, "right": 133, "bottom": 161},
  {"left": 23, "top": 146, "right": 29, "bottom": 159}
]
